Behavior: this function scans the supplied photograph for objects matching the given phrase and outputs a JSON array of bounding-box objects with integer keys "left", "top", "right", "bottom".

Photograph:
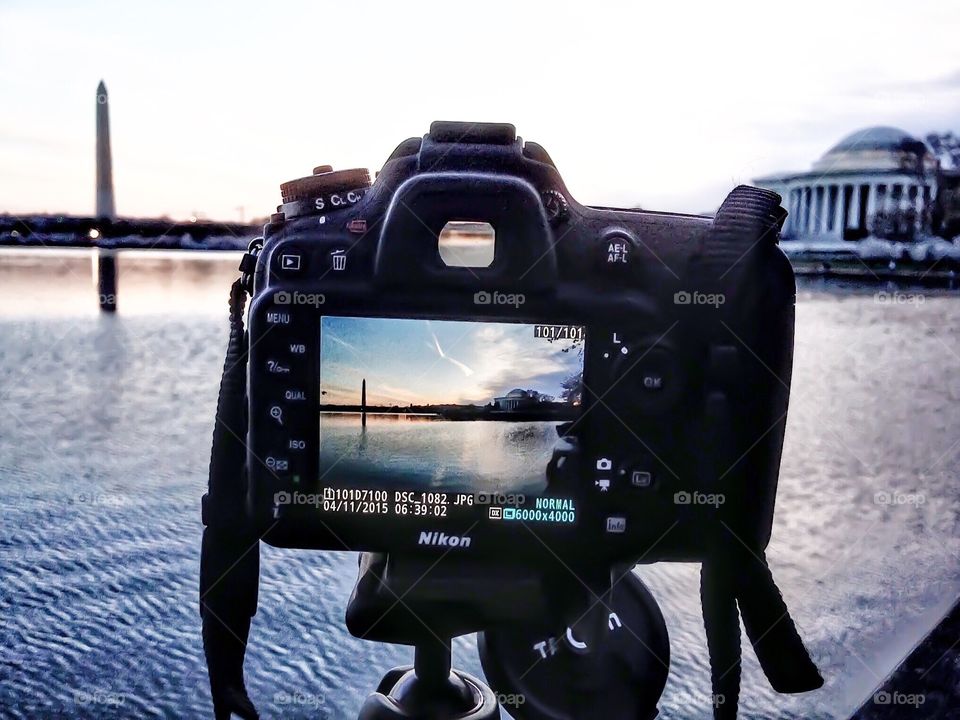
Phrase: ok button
[
  {"left": 623, "top": 347, "right": 680, "bottom": 413},
  {"left": 641, "top": 372, "right": 664, "bottom": 391}
]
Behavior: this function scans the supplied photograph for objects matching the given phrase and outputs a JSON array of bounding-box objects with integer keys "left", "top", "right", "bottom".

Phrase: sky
[
  {"left": 319, "top": 317, "right": 583, "bottom": 407},
  {"left": 0, "top": 0, "right": 958, "bottom": 220}
]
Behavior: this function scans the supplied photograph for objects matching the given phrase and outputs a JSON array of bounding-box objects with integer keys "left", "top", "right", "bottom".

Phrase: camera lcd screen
[{"left": 316, "top": 316, "right": 584, "bottom": 524}]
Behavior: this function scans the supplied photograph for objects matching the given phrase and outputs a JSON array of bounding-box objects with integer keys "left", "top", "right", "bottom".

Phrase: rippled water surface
[
  {"left": 318, "top": 415, "right": 560, "bottom": 494},
  {"left": 1, "top": 250, "right": 958, "bottom": 719}
]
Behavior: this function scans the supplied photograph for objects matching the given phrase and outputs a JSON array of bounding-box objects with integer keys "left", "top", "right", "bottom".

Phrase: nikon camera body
[{"left": 243, "top": 121, "right": 795, "bottom": 569}]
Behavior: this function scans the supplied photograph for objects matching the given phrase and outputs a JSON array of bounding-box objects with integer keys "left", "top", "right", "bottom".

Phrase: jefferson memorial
[{"left": 754, "top": 126, "right": 938, "bottom": 244}]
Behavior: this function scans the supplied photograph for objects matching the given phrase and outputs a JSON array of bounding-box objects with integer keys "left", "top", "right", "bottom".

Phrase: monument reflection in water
[{"left": 317, "top": 316, "right": 585, "bottom": 494}]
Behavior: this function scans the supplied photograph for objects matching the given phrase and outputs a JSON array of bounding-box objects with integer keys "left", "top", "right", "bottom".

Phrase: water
[
  {"left": 318, "top": 415, "right": 559, "bottom": 494},
  {"left": 1, "top": 249, "right": 958, "bottom": 719}
]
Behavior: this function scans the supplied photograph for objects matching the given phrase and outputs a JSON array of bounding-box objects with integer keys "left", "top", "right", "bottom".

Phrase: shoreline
[{"left": 848, "top": 595, "right": 960, "bottom": 718}]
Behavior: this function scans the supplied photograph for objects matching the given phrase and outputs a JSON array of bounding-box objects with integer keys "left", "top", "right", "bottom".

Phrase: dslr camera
[
  {"left": 202, "top": 122, "right": 821, "bottom": 720},
  {"left": 243, "top": 121, "right": 795, "bottom": 566}
]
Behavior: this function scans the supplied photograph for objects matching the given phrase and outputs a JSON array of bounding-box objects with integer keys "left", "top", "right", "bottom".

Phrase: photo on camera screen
[{"left": 318, "top": 316, "right": 585, "bottom": 495}]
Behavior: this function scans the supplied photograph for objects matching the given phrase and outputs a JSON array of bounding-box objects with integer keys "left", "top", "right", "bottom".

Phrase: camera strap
[
  {"left": 694, "top": 186, "right": 822, "bottom": 719},
  {"left": 200, "top": 272, "right": 262, "bottom": 720}
]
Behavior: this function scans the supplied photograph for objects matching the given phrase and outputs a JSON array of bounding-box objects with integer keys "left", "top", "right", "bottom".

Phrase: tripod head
[{"left": 346, "top": 553, "right": 669, "bottom": 720}]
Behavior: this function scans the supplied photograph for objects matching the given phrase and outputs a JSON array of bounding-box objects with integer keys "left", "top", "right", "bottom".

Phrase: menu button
[{"left": 266, "top": 311, "right": 291, "bottom": 325}]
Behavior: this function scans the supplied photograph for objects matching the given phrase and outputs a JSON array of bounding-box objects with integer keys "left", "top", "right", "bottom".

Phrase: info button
[{"left": 605, "top": 516, "right": 627, "bottom": 534}]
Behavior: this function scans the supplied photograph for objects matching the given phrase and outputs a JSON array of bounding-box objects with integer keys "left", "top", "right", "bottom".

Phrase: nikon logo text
[{"left": 418, "top": 531, "right": 472, "bottom": 549}]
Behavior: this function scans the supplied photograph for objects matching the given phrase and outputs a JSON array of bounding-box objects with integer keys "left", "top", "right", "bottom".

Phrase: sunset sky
[
  {"left": 319, "top": 317, "right": 583, "bottom": 407},
  {"left": 1, "top": 0, "right": 958, "bottom": 220}
]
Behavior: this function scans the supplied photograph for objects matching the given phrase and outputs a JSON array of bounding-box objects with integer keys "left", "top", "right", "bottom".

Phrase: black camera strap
[
  {"left": 200, "top": 274, "right": 262, "bottom": 720},
  {"left": 694, "top": 187, "right": 822, "bottom": 719}
]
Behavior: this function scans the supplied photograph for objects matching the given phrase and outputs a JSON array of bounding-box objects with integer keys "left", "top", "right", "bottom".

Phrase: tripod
[
  {"left": 347, "top": 553, "right": 533, "bottom": 719},
  {"left": 346, "top": 554, "right": 670, "bottom": 720},
  {"left": 358, "top": 635, "right": 500, "bottom": 719}
]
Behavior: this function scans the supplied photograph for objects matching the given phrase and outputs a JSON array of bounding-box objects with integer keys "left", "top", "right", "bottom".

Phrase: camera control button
[
  {"left": 280, "top": 167, "right": 372, "bottom": 203},
  {"left": 598, "top": 231, "right": 636, "bottom": 271},
  {"left": 269, "top": 405, "right": 285, "bottom": 426},
  {"left": 614, "top": 347, "right": 680, "bottom": 413},
  {"left": 266, "top": 359, "right": 292, "bottom": 375},
  {"left": 605, "top": 516, "right": 627, "bottom": 534},
  {"left": 640, "top": 369, "right": 665, "bottom": 392},
  {"left": 327, "top": 247, "right": 350, "bottom": 273},
  {"left": 282, "top": 388, "right": 307, "bottom": 402},
  {"left": 278, "top": 253, "right": 302, "bottom": 272},
  {"left": 630, "top": 470, "right": 653, "bottom": 488},
  {"left": 265, "top": 308, "right": 292, "bottom": 325},
  {"left": 541, "top": 190, "right": 568, "bottom": 224},
  {"left": 286, "top": 437, "right": 307, "bottom": 453}
]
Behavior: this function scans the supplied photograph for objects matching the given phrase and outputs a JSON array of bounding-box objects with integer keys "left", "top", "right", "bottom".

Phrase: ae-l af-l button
[{"left": 596, "top": 229, "right": 637, "bottom": 277}]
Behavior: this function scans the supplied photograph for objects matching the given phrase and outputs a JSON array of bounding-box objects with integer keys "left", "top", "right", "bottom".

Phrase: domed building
[
  {"left": 493, "top": 388, "right": 542, "bottom": 411},
  {"left": 754, "top": 126, "right": 938, "bottom": 244}
]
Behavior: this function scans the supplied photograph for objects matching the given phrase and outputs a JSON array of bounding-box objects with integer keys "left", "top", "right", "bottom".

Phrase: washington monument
[
  {"left": 96, "top": 80, "right": 115, "bottom": 219},
  {"left": 95, "top": 80, "right": 118, "bottom": 311}
]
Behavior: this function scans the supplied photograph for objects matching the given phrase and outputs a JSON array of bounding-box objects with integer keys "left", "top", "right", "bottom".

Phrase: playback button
[{"left": 275, "top": 247, "right": 305, "bottom": 275}]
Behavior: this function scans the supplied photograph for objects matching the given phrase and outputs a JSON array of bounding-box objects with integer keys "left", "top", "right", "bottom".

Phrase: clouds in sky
[
  {"left": 320, "top": 317, "right": 583, "bottom": 407},
  {"left": 0, "top": 0, "right": 957, "bottom": 219}
]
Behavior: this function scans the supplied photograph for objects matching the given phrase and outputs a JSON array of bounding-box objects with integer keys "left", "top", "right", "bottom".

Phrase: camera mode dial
[{"left": 280, "top": 167, "right": 372, "bottom": 203}]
